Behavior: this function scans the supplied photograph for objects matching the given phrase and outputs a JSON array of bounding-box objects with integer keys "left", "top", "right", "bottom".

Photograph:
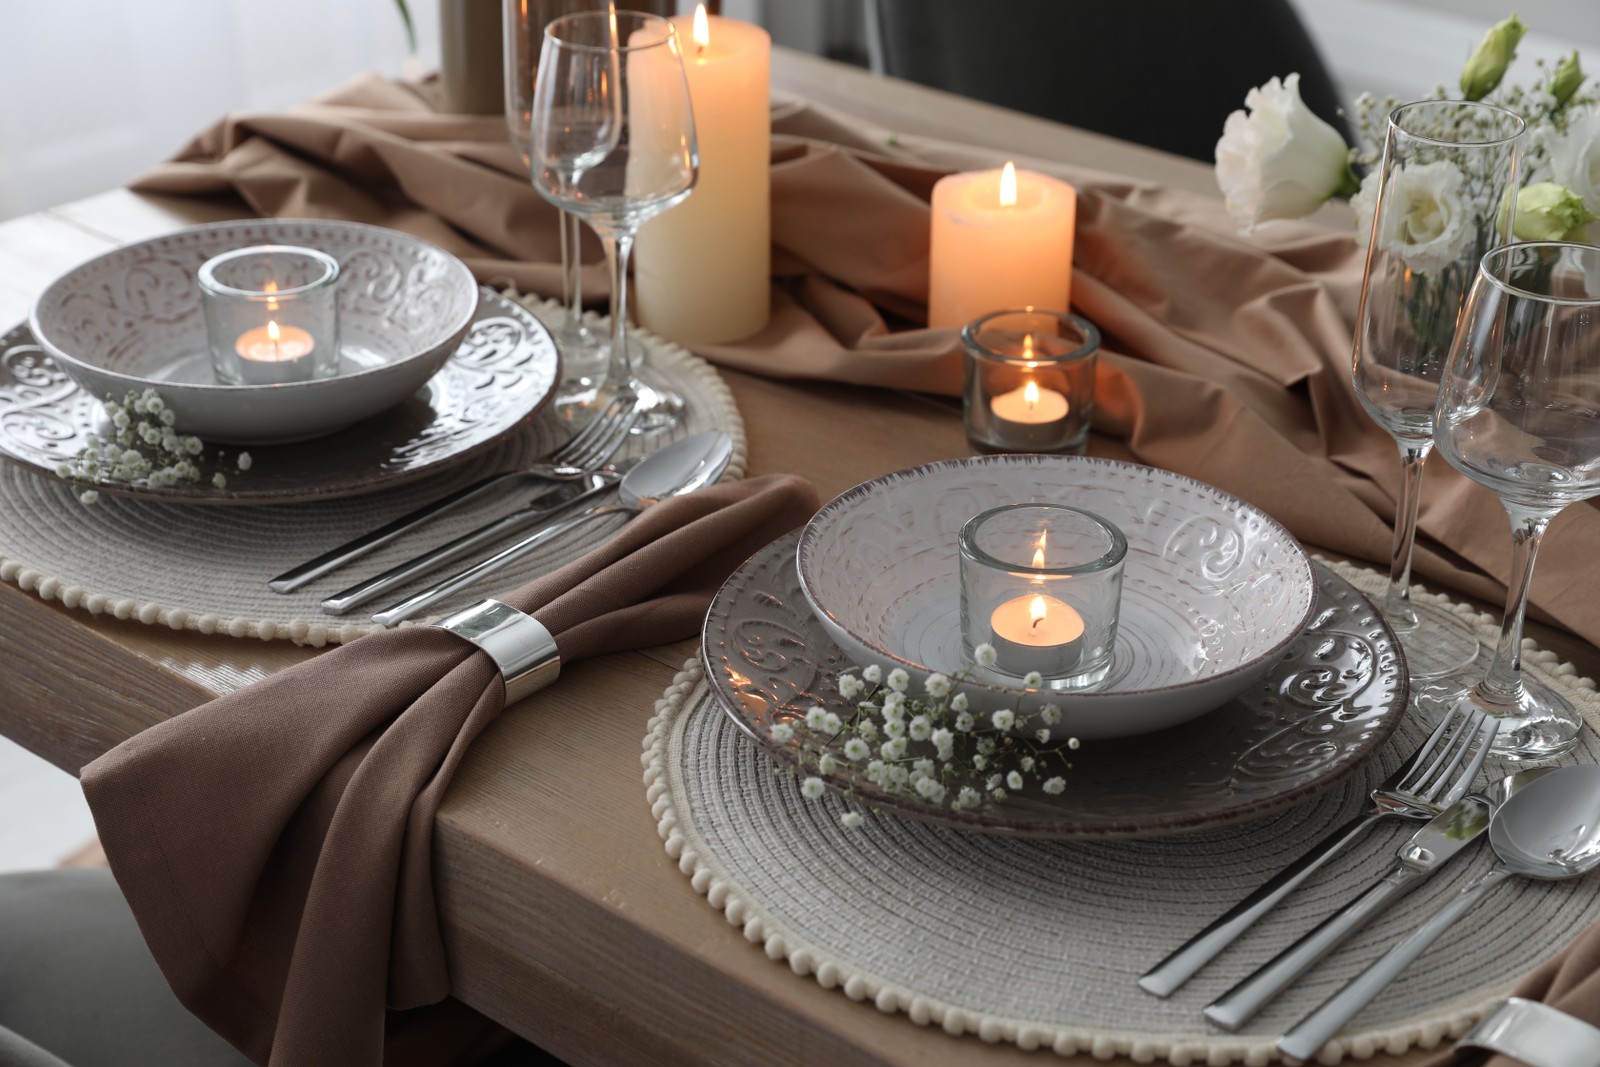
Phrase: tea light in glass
[
  {"left": 199, "top": 246, "right": 341, "bottom": 386},
  {"left": 962, "top": 308, "right": 1098, "bottom": 453},
  {"left": 959, "top": 503, "right": 1125, "bottom": 690}
]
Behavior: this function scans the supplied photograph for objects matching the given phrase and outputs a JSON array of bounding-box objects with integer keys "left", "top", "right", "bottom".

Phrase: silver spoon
[
  {"left": 1278, "top": 763, "right": 1600, "bottom": 1061},
  {"left": 370, "top": 430, "right": 733, "bottom": 627}
]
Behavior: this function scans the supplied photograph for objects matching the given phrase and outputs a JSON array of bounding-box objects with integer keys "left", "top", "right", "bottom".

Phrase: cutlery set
[
  {"left": 267, "top": 394, "right": 734, "bottom": 627},
  {"left": 1142, "top": 711, "right": 1600, "bottom": 1059}
]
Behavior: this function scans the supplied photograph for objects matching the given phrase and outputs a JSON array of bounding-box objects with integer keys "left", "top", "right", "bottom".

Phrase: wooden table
[{"left": 0, "top": 50, "right": 1591, "bottom": 1067}]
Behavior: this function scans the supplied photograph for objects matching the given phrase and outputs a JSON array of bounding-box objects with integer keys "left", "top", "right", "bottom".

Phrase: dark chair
[{"left": 863, "top": 0, "right": 1350, "bottom": 163}]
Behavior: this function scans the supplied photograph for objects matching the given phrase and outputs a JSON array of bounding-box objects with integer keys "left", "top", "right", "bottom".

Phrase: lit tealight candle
[
  {"left": 990, "top": 378, "right": 1069, "bottom": 424},
  {"left": 989, "top": 592, "right": 1085, "bottom": 680},
  {"left": 235, "top": 319, "right": 315, "bottom": 363}
]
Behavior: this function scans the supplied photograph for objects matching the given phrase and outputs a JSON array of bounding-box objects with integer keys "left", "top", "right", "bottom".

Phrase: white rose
[
  {"left": 1364, "top": 160, "right": 1473, "bottom": 276},
  {"left": 1215, "top": 73, "right": 1356, "bottom": 232},
  {"left": 1551, "top": 112, "right": 1600, "bottom": 224}
]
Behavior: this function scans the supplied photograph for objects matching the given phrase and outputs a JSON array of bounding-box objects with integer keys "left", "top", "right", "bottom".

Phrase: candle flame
[
  {"left": 264, "top": 280, "right": 279, "bottom": 313},
  {"left": 1024, "top": 379, "right": 1040, "bottom": 410},
  {"left": 999, "top": 161, "right": 1017, "bottom": 208},
  {"left": 693, "top": 3, "right": 709, "bottom": 48},
  {"left": 1029, "top": 594, "right": 1047, "bottom": 629},
  {"left": 266, "top": 320, "right": 281, "bottom": 342},
  {"left": 1031, "top": 530, "right": 1047, "bottom": 569}
]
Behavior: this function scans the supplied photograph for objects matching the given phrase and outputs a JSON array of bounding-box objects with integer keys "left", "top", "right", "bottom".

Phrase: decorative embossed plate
[
  {"left": 29, "top": 218, "right": 480, "bottom": 444},
  {"left": 0, "top": 289, "right": 558, "bottom": 505},
  {"left": 705, "top": 531, "right": 1406, "bottom": 838},
  {"left": 797, "top": 456, "right": 1318, "bottom": 738}
]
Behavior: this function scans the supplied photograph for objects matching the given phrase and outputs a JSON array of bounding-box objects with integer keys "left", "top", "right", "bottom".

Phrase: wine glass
[
  {"left": 504, "top": 0, "right": 607, "bottom": 415},
  {"left": 1349, "top": 100, "right": 1525, "bottom": 680},
  {"left": 532, "top": 9, "right": 697, "bottom": 432},
  {"left": 1415, "top": 241, "right": 1600, "bottom": 760}
]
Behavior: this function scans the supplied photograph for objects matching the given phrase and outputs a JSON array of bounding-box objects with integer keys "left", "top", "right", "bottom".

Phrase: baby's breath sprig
[
  {"left": 57, "top": 388, "right": 251, "bottom": 503},
  {"left": 773, "top": 644, "right": 1082, "bottom": 830}
]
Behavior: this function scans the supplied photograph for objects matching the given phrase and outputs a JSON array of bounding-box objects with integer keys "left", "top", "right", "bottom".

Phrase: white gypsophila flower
[
  {"left": 972, "top": 754, "right": 988, "bottom": 770},
  {"left": 212, "top": 473, "right": 227, "bottom": 489},
  {"left": 838, "top": 673, "right": 864, "bottom": 699},
  {"left": 1215, "top": 73, "right": 1355, "bottom": 231},
  {"left": 1039, "top": 703, "right": 1061, "bottom": 725},
  {"left": 924, "top": 673, "right": 951, "bottom": 698},
  {"left": 770, "top": 722, "right": 794, "bottom": 743},
  {"left": 888, "top": 765, "right": 910, "bottom": 786},
  {"left": 881, "top": 736, "right": 908, "bottom": 761},
  {"left": 1043, "top": 777, "right": 1066, "bottom": 795},
  {"left": 883, "top": 718, "right": 905, "bottom": 739},
  {"left": 931, "top": 726, "right": 953, "bottom": 751},
  {"left": 1068, "top": 737, "right": 1081, "bottom": 750},
  {"left": 822, "top": 712, "right": 843, "bottom": 734},
  {"left": 1552, "top": 112, "right": 1600, "bottom": 219},
  {"left": 818, "top": 753, "right": 838, "bottom": 775},
  {"left": 865, "top": 759, "right": 886, "bottom": 784},
  {"left": 1006, "top": 770, "right": 1024, "bottom": 790},
  {"left": 954, "top": 711, "right": 975, "bottom": 733},
  {"left": 801, "top": 777, "right": 826, "bottom": 800},
  {"left": 949, "top": 691, "right": 969, "bottom": 712},
  {"left": 973, "top": 643, "right": 998, "bottom": 668},
  {"left": 1023, "top": 671, "right": 1044, "bottom": 688},
  {"left": 915, "top": 777, "right": 945, "bottom": 802},
  {"left": 991, "top": 709, "right": 1015, "bottom": 731},
  {"left": 1364, "top": 160, "right": 1474, "bottom": 276},
  {"left": 844, "top": 737, "right": 870, "bottom": 761},
  {"left": 976, "top": 737, "right": 997, "bottom": 755},
  {"left": 1020, "top": 756, "right": 1036, "bottom": 772},
  {"left": 840, "top": 811, "right": 864, "bottom": 829},
  {"left": 79, "top": 489, "right": 99, "bottom": 505},
  {"left": 1036, "top": 728, "right": 1051, "bottom": 743},
  {"left": 862, "top": 664, "right": 882, "bottom": 684},
  {"left": 913, "top": 758, "right": 936, "bottom": 778},
  {"left": 236, "top": 451, "right": 253, "bottom": 470},
  {"left": 856, "top": 719, "right": 878, "bottom": 741},
  {"left": 55, "top": 463, "right": 71, "bottom": 479},
  {"left": 908, "top": 715, "right": 932, "bottom": 742},
  {"left": 880, "top": 690, "right": 905, "bottom": 718},
  {"left": 805, "top": 705, "right": 828, "bottom": 730},
  {"left": 990, "top": 787, "right": 1007, "bottom": 802},
  {"left": 957, "top": 786, "right": 981, "bottom": 809},
  {"left": 886, "top": 667, "right": 909, "bottom": 693}
]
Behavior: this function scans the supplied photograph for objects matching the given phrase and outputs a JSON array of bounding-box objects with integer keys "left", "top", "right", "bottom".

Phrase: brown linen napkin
[
  {"left": 79, "top": 473, "right": 819, "bottom": 1067},
  {"left": 128, "top": 75, "right": 1600, "bottom": 649}
]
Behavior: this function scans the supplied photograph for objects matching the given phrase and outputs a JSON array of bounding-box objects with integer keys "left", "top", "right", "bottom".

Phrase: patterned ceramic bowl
[
  {"left": 29, "top": 219, "right": 479, "bottom": 444},
  {"left": 795, "top": 455, "right": 1317, "bottom": 738}
]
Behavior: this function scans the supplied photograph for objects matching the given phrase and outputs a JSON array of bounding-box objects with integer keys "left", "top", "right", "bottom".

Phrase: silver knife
[{"left": 1203, "top": 793, "right": 1494, "bottom": 1032}]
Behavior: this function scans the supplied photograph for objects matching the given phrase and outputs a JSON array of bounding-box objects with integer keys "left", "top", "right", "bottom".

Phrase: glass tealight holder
[
  {"left": 959, "top": 503, "right": 1126, "bottom": 691},
  {"left": 199, "top": 245, "right": 341, "bottom": 386},
  {"left": 962, "top": 308, "right": 1099, "bottom": 454}
]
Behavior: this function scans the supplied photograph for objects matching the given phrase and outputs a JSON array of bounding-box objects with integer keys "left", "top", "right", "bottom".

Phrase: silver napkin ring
[
  {"left": 436, "top": 599, "right": 560, "bottom": 705},
  {"left": 1461, "top": 998, "right": 1600, "bottom": 1067}
]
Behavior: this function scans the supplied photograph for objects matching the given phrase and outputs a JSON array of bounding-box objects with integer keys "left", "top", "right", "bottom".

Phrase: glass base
[
  {"left": 1413, "top": 673, "right": 1584, "bottom": 762},
  {"left": 620, "top": 381, "right": 684, "bottom": 435},
  {"left": 1385, "top": 599, "right": 1480, "bottom": 681}
]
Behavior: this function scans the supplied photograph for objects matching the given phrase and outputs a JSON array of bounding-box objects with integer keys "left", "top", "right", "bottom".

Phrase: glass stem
[
  {"left": 601, "top": 230, "right": 637, "bottom": 388},
  {"left": 1477, "top": 506, "right": 1551, "bottom": 705},
  {"left": 562, "top": 211, "right": 584, "bottom": 320},
  {"left": 1382, "top": 440, "right": 1431, "bottom": 629}
]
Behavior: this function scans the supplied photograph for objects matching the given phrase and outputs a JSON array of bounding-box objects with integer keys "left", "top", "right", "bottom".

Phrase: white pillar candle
[
  {"left": 634, "top": 6, "right": 771, "bottom": 346},
  {"left": 928, "top": 161, "right": 1076, "bottom": 329}
]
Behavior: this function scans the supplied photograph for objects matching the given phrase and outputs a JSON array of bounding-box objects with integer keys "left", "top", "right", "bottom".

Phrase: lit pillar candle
[
  {"left": 635, "top": 5, "right": 771, "bottom": 345},
  {"left": 990, "top": 592, "right": 1085, "bottom": 679},
  {"left": 928, "top": 161, "right": 1076, "bottom": 329}
]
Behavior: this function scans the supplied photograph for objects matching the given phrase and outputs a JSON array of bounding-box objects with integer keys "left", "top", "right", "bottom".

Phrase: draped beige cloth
[
  {"left": 126, "top": 75, "right": 1600, "bottom": 1062},
  {"left": 131, "top": 74, "right": 1600, "bottom": 650}
]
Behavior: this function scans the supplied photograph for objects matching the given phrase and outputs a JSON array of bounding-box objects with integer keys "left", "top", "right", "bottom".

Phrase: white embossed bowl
[
  {"left": 29, "top": 219, "right": 479, "bottom": 445},
  {"left": 795, "top": 456, "right": 1317, "bottom": 738}
]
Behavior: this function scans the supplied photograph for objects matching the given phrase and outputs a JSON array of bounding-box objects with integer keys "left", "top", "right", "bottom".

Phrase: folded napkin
[
  {"left": 79, "top": 473, "right": 819, "bottom": 1067},
  {"left": 128, "top": 74, "right": 1600, "bottom": 649}
]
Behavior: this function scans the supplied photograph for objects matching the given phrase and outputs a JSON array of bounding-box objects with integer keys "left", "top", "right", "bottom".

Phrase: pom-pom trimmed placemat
[
  {"left": 642, "top": 562, "right": 1600, "bottom": 1064},
  {"left": 0, "top": 297, "right": 744, "bottom": 646}
]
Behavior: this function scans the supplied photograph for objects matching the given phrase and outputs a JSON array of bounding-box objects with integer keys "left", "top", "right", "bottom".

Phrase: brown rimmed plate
[
  {"left": 702, "top": 530, "right": 1408, "bottom": 839},
  {"left": 0, "top": 289, "right": 558, "bottom": 505}
]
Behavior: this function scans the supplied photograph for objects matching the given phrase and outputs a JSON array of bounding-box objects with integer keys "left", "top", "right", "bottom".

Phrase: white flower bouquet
[{"left": 1216, "top": 16, "right": 1598, "bottom": 243}]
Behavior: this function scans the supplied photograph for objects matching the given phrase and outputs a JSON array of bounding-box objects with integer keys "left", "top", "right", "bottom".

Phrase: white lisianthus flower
[
  {"left": 1552, "top": 113, "right": 1600, "bottom": 228},
  {"left": 1362, "top": 161, "right": 1473, "bottom": 276},
  {"left": 800, "top": 777, "right": 826, "bottom": 800},
  {"left": 1215, "top": 73, "right": 1358, "bottom": 232}
]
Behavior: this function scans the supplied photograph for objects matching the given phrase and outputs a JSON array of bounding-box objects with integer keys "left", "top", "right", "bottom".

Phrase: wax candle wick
[{"left": 1031, "top": 616, "right": 1043, "bottom": 630}]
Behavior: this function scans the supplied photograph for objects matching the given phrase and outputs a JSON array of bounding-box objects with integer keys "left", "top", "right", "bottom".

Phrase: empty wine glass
[
  {"left": 532, "top": 9, "right": 697, "bottom": 432},
  {"left": 1414, "top": 242, "right": 1600, "bottom": 761},
  {"left": 1349, "top": 100, "right": 1524, "bottom": 680},
  {"left": 504, "top": 0, "right": 607, "bottom": 414}
]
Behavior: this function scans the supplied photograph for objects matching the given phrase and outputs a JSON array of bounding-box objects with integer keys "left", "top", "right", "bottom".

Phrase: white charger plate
[{"left": 796, "top": 456, "right": 1317, "bottom": 738}]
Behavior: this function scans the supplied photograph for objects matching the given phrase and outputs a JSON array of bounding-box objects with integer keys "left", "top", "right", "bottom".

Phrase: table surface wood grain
[{"left": 0, "top": 49, "right": 1588, "bottom": 1067}]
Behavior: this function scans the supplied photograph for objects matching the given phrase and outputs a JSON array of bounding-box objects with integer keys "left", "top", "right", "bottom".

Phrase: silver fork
[
  {"left": 1137, "top": 706, "right": 1498, "bottom": 998},
  {"left": 268, "top": 395, "right": 641, "bottom": 593}
]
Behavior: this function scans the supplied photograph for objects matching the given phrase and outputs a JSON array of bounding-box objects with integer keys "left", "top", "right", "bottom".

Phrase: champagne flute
[
  {"left": 1349, "top": 100, "right": 1524, "bottom": 680},
  {"left": 532, "top": 9, "right": 697, "bottom": 432},
  {"left": 1416, "top": 242, "right": 1600, "bottom": 761},
  {"left": 504, "top": 0, "right": 607, "bottom": 412}
]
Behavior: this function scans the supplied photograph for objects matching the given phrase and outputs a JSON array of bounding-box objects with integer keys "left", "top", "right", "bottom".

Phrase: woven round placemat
[
  {"left": 643, "top": 561, "right": 1600, "bottom": 1064},
  {"left": 0, "top": 296, "right": 744, "bottom": 646}
]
